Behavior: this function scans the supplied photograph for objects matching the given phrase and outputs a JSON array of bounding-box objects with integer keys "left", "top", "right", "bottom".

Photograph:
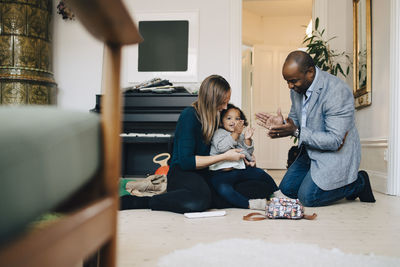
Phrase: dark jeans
[
  {"left": 148, "top": 165, "right": 277, "bottom": 213},
  {"left": 210, "top": 167, "right": 278, "bottom": 208},
  {"left": 279, "top": 147, "right": 365, "bottom": 207}
]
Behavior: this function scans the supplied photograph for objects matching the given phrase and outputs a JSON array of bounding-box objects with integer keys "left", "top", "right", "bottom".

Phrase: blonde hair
[{"left": 192, "top": 75, "right": 231, "bottom": 144}]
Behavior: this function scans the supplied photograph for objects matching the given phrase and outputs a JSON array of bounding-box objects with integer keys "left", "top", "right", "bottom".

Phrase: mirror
[{"left": 353, "top": 0, "right": 372, "bottom": 109}]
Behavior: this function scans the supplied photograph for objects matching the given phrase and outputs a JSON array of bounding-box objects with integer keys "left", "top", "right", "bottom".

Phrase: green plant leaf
[
  {"left": 303, "top": 37, "right": 312, "bottom": 43},
  {"left": 302, "top": 17, "right": 350, "bottom": 78},
  {"left": 323, "top": 50, "right": 329, "bottom": 61},
  {"left": 337, "top": 64, "right": 345, "bottom": 76}
]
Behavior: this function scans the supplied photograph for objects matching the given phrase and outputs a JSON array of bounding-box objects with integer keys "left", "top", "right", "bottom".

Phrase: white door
[{"left": 251, "top": 45, "right": 296, "bottom": 169}]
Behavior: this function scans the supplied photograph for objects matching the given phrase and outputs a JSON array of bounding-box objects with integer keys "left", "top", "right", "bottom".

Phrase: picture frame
[{"left": 353, "top": 0, "right": 372, "bottom": 109}]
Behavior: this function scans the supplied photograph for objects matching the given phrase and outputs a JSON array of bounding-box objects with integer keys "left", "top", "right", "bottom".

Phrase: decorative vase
[{"left": 0, "top": 0, "right": 57, "bottom": 105}]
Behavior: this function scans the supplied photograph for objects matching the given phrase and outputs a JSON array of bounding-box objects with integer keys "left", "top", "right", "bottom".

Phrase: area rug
[{"left": 158, "top": 238, "right": 400, "bottom": 267}]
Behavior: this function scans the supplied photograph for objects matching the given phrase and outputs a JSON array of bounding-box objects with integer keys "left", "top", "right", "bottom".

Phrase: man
[{"left": 256, "top": 50, "right": 375, "bottom": 207}]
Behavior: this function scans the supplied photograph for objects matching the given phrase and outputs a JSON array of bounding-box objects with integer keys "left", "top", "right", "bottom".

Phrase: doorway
[{"left": 242, "top": 0, "right": 312, "bottom": 169}]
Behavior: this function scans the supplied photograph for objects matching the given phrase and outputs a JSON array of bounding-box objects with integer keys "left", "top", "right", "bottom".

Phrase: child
[
  {"left": 209, "top": 103, "right": 255, "bottom": 171},
  {"left": 209, "top": 104, "right": 278, "bottom": 209}
]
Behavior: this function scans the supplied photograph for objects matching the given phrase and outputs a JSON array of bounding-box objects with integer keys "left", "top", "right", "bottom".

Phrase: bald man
[{"left": 256, "top": 50, "right": 375, "bottom": 207}]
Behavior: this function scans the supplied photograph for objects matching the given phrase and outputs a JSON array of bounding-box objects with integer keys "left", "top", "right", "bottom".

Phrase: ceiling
[{"left": 243, "top": 0, "right": 313, "bottom": 17}]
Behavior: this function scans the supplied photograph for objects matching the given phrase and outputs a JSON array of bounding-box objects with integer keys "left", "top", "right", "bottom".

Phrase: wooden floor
[{"left": 117, "top": 171, "right": 400, "bottom": 266}]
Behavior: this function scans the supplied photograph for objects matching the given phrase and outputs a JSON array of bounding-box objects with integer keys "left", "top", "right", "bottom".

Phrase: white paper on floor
[{"left": 158, "top": 238, "right": 400, "bottom": 267}]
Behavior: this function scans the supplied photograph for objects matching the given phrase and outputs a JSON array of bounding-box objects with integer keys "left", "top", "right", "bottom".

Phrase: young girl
[
  {"left": 209, "top": 104, "right": 278, "bottom": 209},
  {"left": 209, "top": 103, "right": 255, "bottom": 171}
]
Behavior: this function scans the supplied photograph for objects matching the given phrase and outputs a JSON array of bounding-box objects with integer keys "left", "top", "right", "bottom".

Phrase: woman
[{"left": 120, "top": 75, "right": 277, "bottom": 213}]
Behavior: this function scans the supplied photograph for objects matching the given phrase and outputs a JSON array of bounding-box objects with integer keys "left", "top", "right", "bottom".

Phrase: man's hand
[
  {"left": 255, "top": 112, "right": 274, "bottom": 129},
  {"left": 338, "top": 132, "right": 349, "bottom": 151},
  {"left": 268, "top": 117, "right": 298, "bottom": 138},
  {"left": 223, "top": 148, "right": 245, "bottom": 161},
  {"left": 267, "top": 108, "right": 284, "bottom": 127},
  {"left": 256, "top": 108, "right": 284, "bottom": 129}
]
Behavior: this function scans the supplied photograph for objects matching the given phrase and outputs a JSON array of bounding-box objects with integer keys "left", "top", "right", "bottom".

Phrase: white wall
[
  {"left": 242, "top": 9, "right": 309, "bottom": 48},
  {"left": 357, "top": 1, "right": 391, "bottom": 139},
  {"left": 53, "top": 0, "right": 242, "bottom": 110},
  {"left": 358, "top": 0, "right": 390, "bottom": 193},
  {"left": 52, "top": 1, "right": 103, "bottom": 111},
  {"left": 261, "top": 16, "right": 310, "bottom": 47},
  {"left": 242, "top": 9, "right": 263, "bottom": 45}
]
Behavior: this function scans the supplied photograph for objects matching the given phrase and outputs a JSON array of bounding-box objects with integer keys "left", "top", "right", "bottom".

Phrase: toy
[{"left": 153, "top": 153, "right": 170, "bottom": 175}]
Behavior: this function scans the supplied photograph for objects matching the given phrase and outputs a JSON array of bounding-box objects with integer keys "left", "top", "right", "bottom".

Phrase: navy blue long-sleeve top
[{"left": 170, "top": 107, "right": 211, "bottom": 170}]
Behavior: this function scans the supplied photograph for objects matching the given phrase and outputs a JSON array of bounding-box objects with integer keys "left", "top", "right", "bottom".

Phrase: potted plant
[{"left": 303, "top": 17, "right": 350, "bottom": 77}]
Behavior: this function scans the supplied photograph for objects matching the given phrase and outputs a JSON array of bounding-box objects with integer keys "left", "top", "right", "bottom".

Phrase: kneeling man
[{"left": 256, "top": 50, "right": 375, "bottom": 207}]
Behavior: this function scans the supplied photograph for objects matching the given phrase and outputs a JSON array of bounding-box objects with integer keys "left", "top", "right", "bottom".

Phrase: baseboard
[
  {"left": 360, "top": 138, "right": 388, "bottom": 194},
  {"left": 363, "top": 170, "right": 388, "bottom": 194}
]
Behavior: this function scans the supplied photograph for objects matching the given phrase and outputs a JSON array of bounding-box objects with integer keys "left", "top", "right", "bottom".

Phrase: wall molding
[
  {"left": 360, "top": 138, "right": 388, "bottom": 194},
  {"left": 388, "top": 0, "right": 400, "bottom": 196},
  {"left": 364, "top": 170, "right": 389, "bottom": 194},
  {"left": 360, "top": 138, "right": 388, "bottom": 147}
]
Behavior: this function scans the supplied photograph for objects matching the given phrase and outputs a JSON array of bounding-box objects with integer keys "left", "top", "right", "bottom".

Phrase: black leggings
[{"left": 127, "top": 165, "right": 276, "bottom": 214}]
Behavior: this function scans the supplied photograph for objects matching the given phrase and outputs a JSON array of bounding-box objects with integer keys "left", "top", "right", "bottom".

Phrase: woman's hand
[
  {"left": 223, "top": 148, "right": 245, "bottom": 161},
  {"left": 195, "top": 149, "right": 244, "bottom": 169}
]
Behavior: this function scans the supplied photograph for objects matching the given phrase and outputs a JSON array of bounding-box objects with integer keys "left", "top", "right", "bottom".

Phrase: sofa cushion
[{"left": 0, "top": 107, "right": 101, "bottom": 243}]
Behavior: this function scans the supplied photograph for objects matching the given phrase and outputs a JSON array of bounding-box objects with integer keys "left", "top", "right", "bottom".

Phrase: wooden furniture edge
[{"left": 0, "top": 197, "right": 115, "bottom": 267}]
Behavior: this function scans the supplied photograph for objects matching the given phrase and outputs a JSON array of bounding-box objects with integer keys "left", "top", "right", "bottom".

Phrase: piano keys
[{"left": 92, "top": 88, "right": 198, "bottom": 177}]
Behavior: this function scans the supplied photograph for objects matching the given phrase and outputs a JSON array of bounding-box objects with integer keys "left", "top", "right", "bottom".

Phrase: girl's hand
[
  {"left": 234, "top": 120, "right": 245, "bottom": 134},
  {"left": 223, "top": 148, "right": 245, "bottom": 161},
  {"left": 244, "top": 127, "right": 255, "bottom": 140},
  {"left": 244, "top": 154, "right": 256, "bottom": 167}
]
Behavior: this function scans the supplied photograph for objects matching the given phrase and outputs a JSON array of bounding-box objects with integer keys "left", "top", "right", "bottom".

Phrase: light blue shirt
[{"left": 301, "top": 67, "right": 320, "bottom": 128}]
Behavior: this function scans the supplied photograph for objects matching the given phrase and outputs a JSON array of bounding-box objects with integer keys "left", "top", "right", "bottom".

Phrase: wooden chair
[{"left": 0, "top": 0, "right": 142, "bottom": 266}]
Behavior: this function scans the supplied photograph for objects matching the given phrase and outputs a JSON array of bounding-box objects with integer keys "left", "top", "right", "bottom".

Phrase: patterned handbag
[{"left": 243, "top": 197, "right": 317, "bottom": 221}]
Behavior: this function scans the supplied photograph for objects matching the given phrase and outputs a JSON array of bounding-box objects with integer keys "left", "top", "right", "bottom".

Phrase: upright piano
[{"left": 92, "top": 88, "right": 198, "bottom": 177}]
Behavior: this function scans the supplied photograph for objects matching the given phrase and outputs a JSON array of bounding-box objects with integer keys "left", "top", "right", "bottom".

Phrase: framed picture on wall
[
  {"left": 353, "top": 0, "right": 372, "bottom": 109},
  {"left": 121, "top": 11, "right": 199, "bottom": 85}
]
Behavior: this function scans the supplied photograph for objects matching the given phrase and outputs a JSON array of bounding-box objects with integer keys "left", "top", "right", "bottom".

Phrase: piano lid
[{"left": 92, "top": 87, "right": 198, "bottom": 134}]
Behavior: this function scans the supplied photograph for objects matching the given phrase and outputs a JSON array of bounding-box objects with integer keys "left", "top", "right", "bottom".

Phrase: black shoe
[
  {"left": 345, "top": 194, "right": 357, "bottom": 200},
  {"left": 358, "top": 170, "right": 376, "bottom": 202},
  {"left": 346, "top": 171, "right": 376, "bottom": 202}
]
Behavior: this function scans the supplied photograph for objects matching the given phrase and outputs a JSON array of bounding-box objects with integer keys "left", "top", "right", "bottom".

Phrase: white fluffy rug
[{"left": 158, "top": 238, "right": 400, "bottom": 267}]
